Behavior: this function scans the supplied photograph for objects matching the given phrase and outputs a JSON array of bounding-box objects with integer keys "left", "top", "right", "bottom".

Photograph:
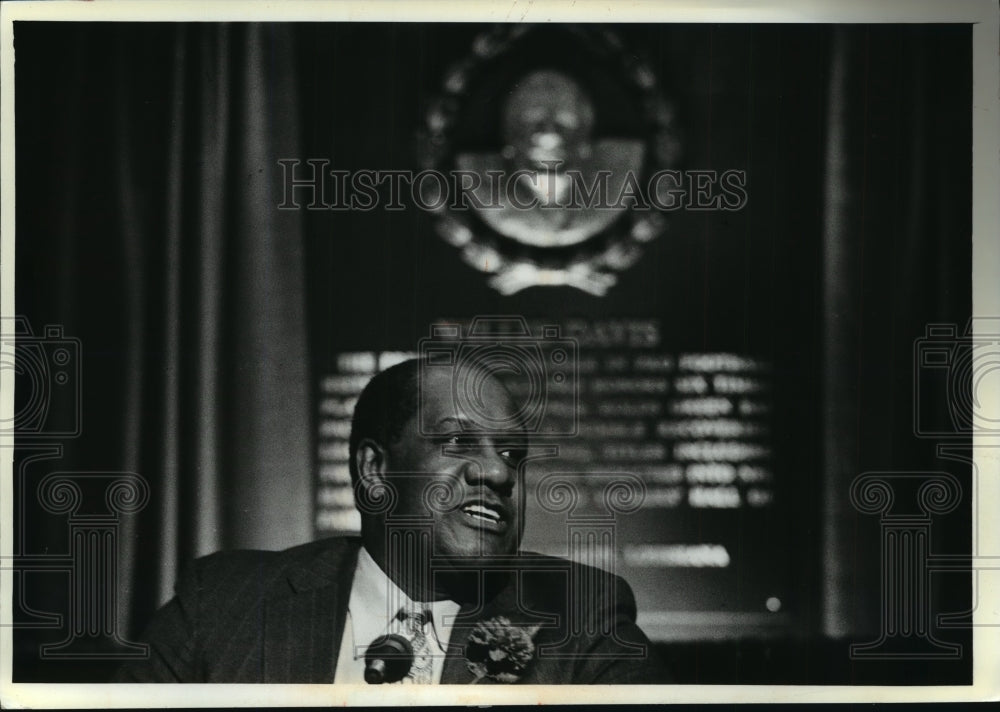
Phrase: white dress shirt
[{"left": 333, "top": 547, "right": 460, "bottom": 684}]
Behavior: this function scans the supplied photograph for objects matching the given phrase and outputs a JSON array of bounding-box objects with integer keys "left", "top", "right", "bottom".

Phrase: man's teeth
[{"left": 462, "top": 504, "right": 501, "bottom": 523}]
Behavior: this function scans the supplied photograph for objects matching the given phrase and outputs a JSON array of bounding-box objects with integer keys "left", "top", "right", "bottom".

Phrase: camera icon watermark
[
  {"left": 0, "top": 316, "right": 81, "bottom": 439},
  {"left": 914, "top": 318, "right": 1000, "bottom": 438},
  {"left": 418, "top": 316, "right": 578, "bottom": 437}
]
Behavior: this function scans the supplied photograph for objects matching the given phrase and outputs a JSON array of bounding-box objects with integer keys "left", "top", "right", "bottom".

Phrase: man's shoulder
[
  {"left": 509, "top": 550, "right": 638, "bottom": 613},
  {"left": 196, "top": 535, "right": 357, "bottom": 565},
  {"left": 186, "top": 536, "right": 360, "bottom": 593},
  {"left": 495, "top": 552, "right": 660, "bottom": 683},
  {"left": 515, "top": 550, "right": 633, "bottom": 583}
]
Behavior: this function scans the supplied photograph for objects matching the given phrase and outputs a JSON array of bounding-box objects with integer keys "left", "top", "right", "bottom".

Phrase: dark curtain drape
[
  {"left": 14, "top": 23, "right": 312, "bottom": 679},
  {"left": 820, "top": 25, "right": 972, "bottom": 641}
]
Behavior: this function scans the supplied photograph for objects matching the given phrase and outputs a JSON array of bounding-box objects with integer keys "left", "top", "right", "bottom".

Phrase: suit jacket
[{"left": 115, "top": 536, "right": 667, "bottom": 684}]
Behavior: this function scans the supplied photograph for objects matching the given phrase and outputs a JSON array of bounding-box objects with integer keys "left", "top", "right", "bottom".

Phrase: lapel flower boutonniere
[{"left": 465, "top": 616, "right": 541, "bottom": 684}]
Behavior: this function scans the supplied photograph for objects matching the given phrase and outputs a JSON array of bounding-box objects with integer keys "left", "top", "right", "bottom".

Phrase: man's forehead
[
  {"left": 506, "top": 72, "right": 593, "bottom": 119},
  {"left": 417, "top": 366, "right": 520, "bottom": 431},
  {"left": 419, "top": 366, "right": 512, "bottom": 407}
]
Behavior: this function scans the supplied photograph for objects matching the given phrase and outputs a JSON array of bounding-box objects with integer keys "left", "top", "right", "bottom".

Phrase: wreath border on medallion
[{"left": 416, "top": 25, "right": 682, "bottom": 296}]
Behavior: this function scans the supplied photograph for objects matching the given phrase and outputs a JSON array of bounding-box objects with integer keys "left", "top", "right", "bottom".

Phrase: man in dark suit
[{"left": 115, "top": 358, "right": 664, "bottom": 684}]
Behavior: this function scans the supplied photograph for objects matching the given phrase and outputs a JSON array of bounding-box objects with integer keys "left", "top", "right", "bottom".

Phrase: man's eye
[
  {"left": 443, "top": 434, "right": 477, "bottom": 447},
  {"left": 499, "top": 448, "right": 527, "bottom": 466}
]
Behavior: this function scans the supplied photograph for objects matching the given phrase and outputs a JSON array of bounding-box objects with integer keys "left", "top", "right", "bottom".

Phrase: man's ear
[{"left": 355, "top": 438, "right": 387, "bottom": 486}]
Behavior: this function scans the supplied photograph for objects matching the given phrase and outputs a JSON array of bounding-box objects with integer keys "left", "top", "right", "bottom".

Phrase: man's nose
[{"left": 463, "top": 448, "right": 514, "bottom": 491}]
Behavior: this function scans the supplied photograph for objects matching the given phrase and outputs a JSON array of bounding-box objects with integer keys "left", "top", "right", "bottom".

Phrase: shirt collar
[{"left": 350, "top": 546, "right": 460, "bottom": 655}]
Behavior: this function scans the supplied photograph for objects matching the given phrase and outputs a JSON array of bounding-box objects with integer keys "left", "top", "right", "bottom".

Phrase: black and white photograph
[{"left": 2, "top": 0, "right": 998, "bottom": 706}]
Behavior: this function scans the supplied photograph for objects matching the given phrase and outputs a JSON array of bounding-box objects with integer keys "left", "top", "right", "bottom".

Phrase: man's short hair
[{"left": 348, "top": 358, "right": 422, "bottom": 484}]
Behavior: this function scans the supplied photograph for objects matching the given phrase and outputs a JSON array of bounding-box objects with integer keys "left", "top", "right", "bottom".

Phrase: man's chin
[
  {"left": 433, "top": 536, "right": 519, "bottom": 565},
  {"left": 434, "top": 517, "right": 519, "bottom": 559}
]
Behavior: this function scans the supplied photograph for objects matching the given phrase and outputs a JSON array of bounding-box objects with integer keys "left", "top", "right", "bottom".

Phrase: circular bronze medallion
[{"left": 416, "top": 25, "right": 681, "bottom": 296}]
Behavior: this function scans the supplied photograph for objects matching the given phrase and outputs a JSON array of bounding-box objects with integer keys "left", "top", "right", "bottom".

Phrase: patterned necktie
[{"left": 396, "top": 607, "right": 432, "bottom": 684}]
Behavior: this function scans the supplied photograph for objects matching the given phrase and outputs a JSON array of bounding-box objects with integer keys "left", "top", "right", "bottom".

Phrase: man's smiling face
[{"left": 383, "top": 367, "right": 527, "bottom": 561}]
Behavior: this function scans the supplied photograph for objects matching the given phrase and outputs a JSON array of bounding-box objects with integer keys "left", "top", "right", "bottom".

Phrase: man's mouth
[
  {"left": 460, "top": 501, "right": 508, "bottom": 532},
  {"left": 528, "top": 147, "right": 566, "bottom": 165}
]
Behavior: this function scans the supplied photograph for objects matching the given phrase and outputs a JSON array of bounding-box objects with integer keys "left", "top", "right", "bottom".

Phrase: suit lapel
[
  {"left": 440, "top": 572, "right": 512, "bottom": 685},
  {"left": 440, "top": 601, "right": 477, "bottom": 684},
  {"left": 262, "top": 538, "right": 360, "bottom": 683},
  {"left": 439, "top": 572, "right": 537, "bottom": 684},
  {"left": 439, "top": 565, "right": 563, "bottom": 685}
]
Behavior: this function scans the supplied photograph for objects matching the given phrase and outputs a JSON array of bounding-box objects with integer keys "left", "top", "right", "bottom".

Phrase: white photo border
[{"left": 1, "top": 0, "right": 997, "bottom": 706}]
